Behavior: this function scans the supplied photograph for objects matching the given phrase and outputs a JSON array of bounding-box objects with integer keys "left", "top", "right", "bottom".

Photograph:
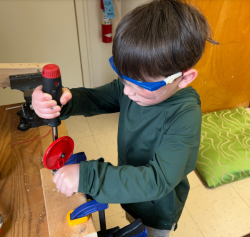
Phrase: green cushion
[{"left": 196, "top": 107, "right": 250, "bottom": 188}]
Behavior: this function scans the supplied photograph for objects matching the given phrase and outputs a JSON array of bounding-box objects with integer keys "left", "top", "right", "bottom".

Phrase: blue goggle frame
[{"left": 109, "top": 56, "right": 183, "bottom": 92}]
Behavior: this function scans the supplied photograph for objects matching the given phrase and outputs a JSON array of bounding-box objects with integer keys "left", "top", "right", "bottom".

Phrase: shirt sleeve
[
  {"left": 60, "top": 79, "right": 123, "bottom": 119},
  {"left": 78, "top": 107, "right": 202, "bottom": 204}
]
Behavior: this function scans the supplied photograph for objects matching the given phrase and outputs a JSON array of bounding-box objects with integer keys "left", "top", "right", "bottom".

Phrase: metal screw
[
  {"left": 6, "top": 105, "right": 22, "bottom": 110},
  {"left": 60, "top": 153, "right": 65, "bottom": 158}
]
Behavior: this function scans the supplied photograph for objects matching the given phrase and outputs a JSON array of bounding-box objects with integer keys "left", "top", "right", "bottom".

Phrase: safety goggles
[{"left": 109, "top": 56, "right": 183, "bottom": 99}]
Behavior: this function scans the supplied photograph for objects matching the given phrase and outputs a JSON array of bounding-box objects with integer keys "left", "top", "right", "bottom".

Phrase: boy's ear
[{"left": 178, "top": 69, "right": 198, "bottom": 89}]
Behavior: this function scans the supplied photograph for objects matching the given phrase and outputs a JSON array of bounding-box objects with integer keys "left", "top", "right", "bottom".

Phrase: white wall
[
  {"left": 85, "top": 0, "right": 149, "bottom": 88},
  {"left": 121, "top": 0, "right": 149, "bottom": 18},
  {"left": 0, "top": 0, "right": 83, "bottom": 106},
  {"left": 85, "top": 0, "right": 121, "bottom": 88},
  {"left": 0, "top": 0, "right": 150, "bottom": 106}
]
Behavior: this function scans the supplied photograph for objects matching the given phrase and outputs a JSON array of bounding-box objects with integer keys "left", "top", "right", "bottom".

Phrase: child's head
[{"left": 112, "top": 0, "right": 218, "bottom": 106}]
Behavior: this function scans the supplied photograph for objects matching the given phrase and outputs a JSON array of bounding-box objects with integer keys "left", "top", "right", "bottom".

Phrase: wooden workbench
[{"left": 0, "top": 104, "right": 96, "bottom": 236}]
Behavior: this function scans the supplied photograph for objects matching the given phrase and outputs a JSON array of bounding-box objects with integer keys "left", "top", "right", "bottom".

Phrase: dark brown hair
[{"left": 112, "top": 0, "right": 218, "bottom": 82}]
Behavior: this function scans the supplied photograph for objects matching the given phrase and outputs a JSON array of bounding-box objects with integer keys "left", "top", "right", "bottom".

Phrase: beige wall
[{"left": 0, "top": 0, "right": 83, "bottom": 106}]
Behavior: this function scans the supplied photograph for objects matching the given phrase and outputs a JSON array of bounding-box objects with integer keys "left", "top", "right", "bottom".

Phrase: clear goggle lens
[{"left": 119, "top": 77, "right": 167, "bottom": 99}]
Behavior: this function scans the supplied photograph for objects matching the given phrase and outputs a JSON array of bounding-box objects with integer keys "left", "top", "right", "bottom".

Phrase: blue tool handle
[
  {"left": 107, "top": 228, "right": 147, "bottom": 237},
  {"left": 70, "top": 200, "right": 108, "bottom": 220},
  {"left": 111, "top": 218, "right": 147, "bottom": 237},
  {"left": 131, "top": 227, "right": 148, "bottom": 237}
]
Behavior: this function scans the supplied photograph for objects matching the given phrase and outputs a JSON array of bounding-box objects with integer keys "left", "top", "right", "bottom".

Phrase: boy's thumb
[{"left": 60, "top": 88, "right": 72, "bottom": 105}]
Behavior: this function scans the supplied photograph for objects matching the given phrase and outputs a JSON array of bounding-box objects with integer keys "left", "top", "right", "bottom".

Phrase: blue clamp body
[
  {"left": 65, "top": 152, "right": 87, "bottom": 165},
  {"left": 70, "top": 200, "right": 108, "bottom": 221}
]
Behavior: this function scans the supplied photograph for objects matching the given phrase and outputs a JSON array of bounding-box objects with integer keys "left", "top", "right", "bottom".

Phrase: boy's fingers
[
  {"left": 36, "top": 106, "right": 61, "bottom": 115},
  {"left": 35, "top": 110, "right": 60, "bottom": 119},
  {"left": 60, "top": 185, "right": 67, "bottom": 195},
  {"left": 33, "top": 100, "right": 58, "bottom": 110},
  {"left": 65, "top": 190, "right": 74, "bottom": 197},
  {"left": 53, "top": 170, "right": 62, "bottom": 190},
  {"left": 60, "top": 88, "right": 72, "bottom": 105},
  {"left": 32, "top": 85, "right": 60, "bottom": 119},
  {"left": 52, "top": 170, "right": 59, "bottom": 183},
  {"left": 33, "top": 85, "right": 52, "bottom": 101},
  {"left": 53, "top": 169, "right": 66, "bottom": 191},
  {"left": 32, "top": 102, "right": 59, "bottom": 118}
]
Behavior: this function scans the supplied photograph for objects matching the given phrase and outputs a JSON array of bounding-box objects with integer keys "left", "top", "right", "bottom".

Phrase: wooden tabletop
[{"left": 0, "top": 103, "right": 67, "bottom": 236}]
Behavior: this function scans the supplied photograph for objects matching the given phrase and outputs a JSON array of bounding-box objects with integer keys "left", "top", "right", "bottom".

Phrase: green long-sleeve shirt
[{"left": 60, "top": 79, "right": 202, "bottom": 230}]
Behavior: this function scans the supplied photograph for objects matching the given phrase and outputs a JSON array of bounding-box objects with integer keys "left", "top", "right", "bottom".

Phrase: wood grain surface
[
  {"left": 41, "top": 168, "right": 97, "bottom": 237},
  {"left": 0, "top": 104, "right": 67, "bottom": 236},
  {"left": 191, "top": 0, "right": 250, "bottom": 112}
]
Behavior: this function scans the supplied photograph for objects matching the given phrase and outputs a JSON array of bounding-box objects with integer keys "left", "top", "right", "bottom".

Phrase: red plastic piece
[
  {"left": 0, "top": 229, "right": 1, "bottom": 234},
  {"left": 43, "top": 136, "right": 74, "bottom": 170},
  {"left": 42, "top": 64, "right": 61, "bottom": 79}
]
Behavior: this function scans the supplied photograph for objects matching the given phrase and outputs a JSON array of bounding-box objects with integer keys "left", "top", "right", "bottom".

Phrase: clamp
[
  {"left": 64, "top": 154, "right": 110, "bottom": 227},
  {"left": 67, "top": 199, "right": 108, "bottom": 226},
  {"left": 64, "top": 154, "right": 148, "bottom": 236}
]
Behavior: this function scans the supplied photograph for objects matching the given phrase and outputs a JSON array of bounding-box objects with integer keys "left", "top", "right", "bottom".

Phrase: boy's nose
[{"left": 123, "top": 85, "right": 136, "bottom": 96}]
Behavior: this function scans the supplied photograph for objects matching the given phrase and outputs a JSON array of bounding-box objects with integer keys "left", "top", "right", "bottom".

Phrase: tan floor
[{"left": 64, "top": 108, "right": 250, "bottom": 237}]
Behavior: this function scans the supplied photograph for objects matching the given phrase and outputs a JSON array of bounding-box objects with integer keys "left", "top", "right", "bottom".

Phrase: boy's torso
[
  {"left": 61, "top": 80, "right": 202, "bottom": 230},
  {"left": 117, "top": 86, "right": 201, "bottom": 167},
  {"left": 117, "top": 86, "right": 201, "bottom": 229}
]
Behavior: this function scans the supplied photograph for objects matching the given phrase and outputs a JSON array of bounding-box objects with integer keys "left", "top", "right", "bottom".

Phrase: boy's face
[{"left": 123, "top": 76, "right": 183, "bottom": 106}]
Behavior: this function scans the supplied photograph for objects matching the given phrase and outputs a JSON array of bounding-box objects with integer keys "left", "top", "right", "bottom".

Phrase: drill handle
[{"left": 42, "top": 76, "right": 62, "bottom": 127}]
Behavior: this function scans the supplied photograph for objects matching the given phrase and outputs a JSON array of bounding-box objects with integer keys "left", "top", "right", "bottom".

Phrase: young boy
[{"left": 32, "top": 0, "right": 217, "bottom": 236}]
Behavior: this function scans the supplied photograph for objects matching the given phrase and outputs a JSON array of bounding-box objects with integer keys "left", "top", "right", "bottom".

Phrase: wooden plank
[
  {"left": 0, "top": 63, "right": 50, "bottom": 87},
  {"left": 40, "top": 168, "right": 97, "bottom": 237},
  {"left": 0, "top": 105, "right": 49, "bottom": 236},
  {"left": 0, "top": 104, "right": 69, "bottom": 236}
]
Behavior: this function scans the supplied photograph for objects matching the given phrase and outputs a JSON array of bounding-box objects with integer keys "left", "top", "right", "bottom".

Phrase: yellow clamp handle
[
  {"left": 67, "top": 210, "right": 90, "bottom": 226},
  {"left": 67, "top": 199, "right": 92, "bottom": 226}
]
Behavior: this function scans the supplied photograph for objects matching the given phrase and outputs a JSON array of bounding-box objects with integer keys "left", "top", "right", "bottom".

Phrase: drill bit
[{"left": 52, "top": 127, "right": 58, "bottom": 142}]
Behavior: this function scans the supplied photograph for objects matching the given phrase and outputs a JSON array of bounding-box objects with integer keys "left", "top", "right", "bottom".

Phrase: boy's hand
[
  {"left": 32, "top": 85, "right": 72, "bottom": 119},
  {"left": 52, "top": 164, "right": 80, "bottom": 197}
]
